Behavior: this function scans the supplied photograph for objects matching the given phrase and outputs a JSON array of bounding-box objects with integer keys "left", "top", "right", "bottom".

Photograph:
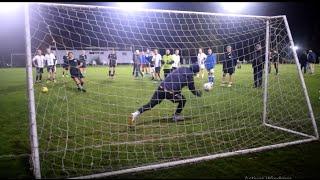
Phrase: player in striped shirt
[{"left": 32, "top": 49, "right": 45, "bottom": 83}]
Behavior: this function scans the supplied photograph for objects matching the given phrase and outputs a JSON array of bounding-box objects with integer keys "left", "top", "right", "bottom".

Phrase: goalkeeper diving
[{"left": 129, "top": 64, "right": 202, "bottom": 128}]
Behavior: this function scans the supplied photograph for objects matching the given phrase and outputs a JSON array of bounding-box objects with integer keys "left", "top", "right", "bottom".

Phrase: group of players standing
[
  {"left": 32, "top": 48, "right": 87, "bottom": 92},
  {"left": 33, "top": 44, "right": 281, "bottom": 95},
  {"left": 31, "top": 45, "right": 282, "bottom": 127},
  {"left": 130, "top": 46, "right": 239, "bottom": 88}
]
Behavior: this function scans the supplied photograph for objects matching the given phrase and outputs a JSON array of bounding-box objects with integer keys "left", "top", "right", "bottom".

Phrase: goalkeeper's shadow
[
  {"left": 126, "top": 117, "right": 195, "bottom": 132},
  {"left": 136, "top": 116, "right": 195, "bottom": 126}
]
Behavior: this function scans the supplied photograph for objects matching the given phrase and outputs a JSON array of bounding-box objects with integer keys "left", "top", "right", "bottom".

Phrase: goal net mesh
[{"left": 28, "top": 3, "right": 317, "bottom": 178}]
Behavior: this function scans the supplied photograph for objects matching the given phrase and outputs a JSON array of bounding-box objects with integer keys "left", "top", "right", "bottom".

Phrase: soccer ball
[
  {"left": 203, "top": 83, "right": 212, "bottom": 91},
  {"left": 42, "top": 86, "right": 48, "bottom": 93}
]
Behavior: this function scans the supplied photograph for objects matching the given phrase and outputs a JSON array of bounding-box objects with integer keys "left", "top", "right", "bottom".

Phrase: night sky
[{"left": 0, "top": 2, "right": 318, "bottom": 61}]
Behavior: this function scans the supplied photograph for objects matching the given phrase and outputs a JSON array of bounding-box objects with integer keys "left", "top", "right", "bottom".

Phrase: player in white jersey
[
  {"left": 32, "top": 49, "right": 45, "bottom": 83},
  {"left": 172, "top": 49, "right": 181, "bottom": 70},
  {"left": 197, "top": 48, "right": 207, "bottom": 78},
  {"left": 45, "top": 48, "right": 57, "bottom": 83}
]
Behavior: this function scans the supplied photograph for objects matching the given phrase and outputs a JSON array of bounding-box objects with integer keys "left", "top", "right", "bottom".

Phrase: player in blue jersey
[
  {"left": 141, "top": 50, "right": 148, "bottom": 76},
  {"left": 205, "top": 48, "right": 216, "bottom": 86},
  {"left": 129, "top": 64, "right": 202, "bottom": 128}
]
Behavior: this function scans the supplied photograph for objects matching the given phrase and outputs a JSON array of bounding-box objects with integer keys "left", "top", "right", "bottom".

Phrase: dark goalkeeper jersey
[{"left": 160, "top": 66, "right": 196, "bottom": 94}]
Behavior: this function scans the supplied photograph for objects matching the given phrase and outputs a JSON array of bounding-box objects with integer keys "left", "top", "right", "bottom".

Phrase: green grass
[{"left": 0, "top": 64, "right": 319, "bottom": 179}]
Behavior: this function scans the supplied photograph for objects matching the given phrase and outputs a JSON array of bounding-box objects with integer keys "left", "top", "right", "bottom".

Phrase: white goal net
[{"left": 25, "top": 3, "right": 318, "bottom": 179}]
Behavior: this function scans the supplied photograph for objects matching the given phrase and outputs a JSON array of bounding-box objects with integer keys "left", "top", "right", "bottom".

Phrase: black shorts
[
  {"left": 63, "top": 65, "right": 69, "bottom": 70},
  {"left": 223, "top": 67, "right": 234, "bottom": 75},
  {"left": 109, "top": 63, "right": 116, "bottom": 68},
  {"left": 47, "top": 66, "right": 55, "bottom": 73},
  {"left": 80, "top": 62, "right": 86, "bottom": 68},
  {"left": 36, "top": 67, "right": 43, "bottom": 73},
  {"left": 155, "top": 67, "right": 161, "bottom": 74},
  {"left": 71, "top": 73, "right": 84, "bottom": 79}
]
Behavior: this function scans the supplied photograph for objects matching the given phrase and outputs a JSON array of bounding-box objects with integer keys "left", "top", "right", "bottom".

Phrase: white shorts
[
  {"left": 150, "top": 67, "right": 155, "bottom": 73},
  {"left": 200, "top": 64, "right": 205, "bottom": 70}
]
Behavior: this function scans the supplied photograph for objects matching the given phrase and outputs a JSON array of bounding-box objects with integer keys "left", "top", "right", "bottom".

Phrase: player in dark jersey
[
  {"left": 220, "top": 46, "right": 237, "bottom": 87},
  {"left": 79, "top": 50, "right": 87, "bottom": 77},
  {"left": 68, "top": 52, "right": 86, "bottom": 92},
  {"left": 269, "top": 49, "right": 279, "bottom": 75},
  {"left": 62, "top": 51, "right": 69, "bottom": 77},
  {"left": 129, "top": 64, "right": 202, "bottom": 128},
  {"left": 252, "top": 44, "right": 264, "bottom": 88},
  {"left": 108, "top": 49, "right": 117, "bottom": 79}
]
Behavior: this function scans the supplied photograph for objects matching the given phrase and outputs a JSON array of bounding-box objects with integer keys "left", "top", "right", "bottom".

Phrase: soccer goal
[
  {"left": 24, "top": 3, "right": 318, "bottom": 179},
  {"left": 10, "top": 53, "right": 26, "bottom": 67}
]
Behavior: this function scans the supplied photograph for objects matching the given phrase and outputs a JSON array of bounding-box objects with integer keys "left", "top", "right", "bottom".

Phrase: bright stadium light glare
[
  {"left": 116, "top": 2, "right": 145, "bottom": 10},
  {"left": 0, "top": 3, "right": 21, "bottom": 14},
  {"left": 290, "top": 46, "right": 299, "bottom": 50},
  {"left": 221, "top": 2, "right": 247, "bottom": 13}
]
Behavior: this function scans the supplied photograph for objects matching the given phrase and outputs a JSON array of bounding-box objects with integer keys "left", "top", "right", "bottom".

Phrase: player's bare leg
[
  {"left": 35, "top": 71, "right": 40, "bottom": 83},
  {"left": 220, "top": 73, "right": 227, "bottom": 86},
  {"left": 275, "top": 62, "right": 279, "bottom": 75},
  {"left": 73, "top": 77, "right": 86, "bottom": 92},
  {"left": 141, "top": 66, "right": 145, "bottom": 75},
  {"left": 80, "top": 68, "right": 84, "bottom": 77},
  {"left": 39, "top": 72, "right": 43, "bottom": 83},
  {"left": 151, "top": 71, "right": 155, "bottom": 81},
  {"left": 47, "top": 71, "right": 52, "bottom": 83},
  {"left": 62, "top": 68, "right": 65, "bottom": 77},
  {"left": 111, "top": 67, "right": 115, "bottom": 79},
  {"left": 53, "top": 69, "right": 57, "bottom": 82},
  {"left": 200, "top": 69, "right": 204, "bottom": 79},
  {"left": 228, "top": 74, "right": 233, "bottom": 87}
]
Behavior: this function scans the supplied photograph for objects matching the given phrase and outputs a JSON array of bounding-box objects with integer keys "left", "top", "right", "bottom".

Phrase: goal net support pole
[
  {"left": 262, "top": 19, "right": 270, "bottom": 125},
  {"left": 282, "top": 16, "right": 318, "bottom": 139},
  {"left": 25, "top": 3, "right": 41, "bottom": 179}
]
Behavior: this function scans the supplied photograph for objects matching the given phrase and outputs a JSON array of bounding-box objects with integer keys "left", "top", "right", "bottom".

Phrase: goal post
[
  {"left": 262, "top": 19, "right": 270, "bottom": 125},
  {"left": 24, "top": 4, "right": 41, "bottom": 179},
  {"left": 24, "top": 2, "right": 319, "bottom": 179}
]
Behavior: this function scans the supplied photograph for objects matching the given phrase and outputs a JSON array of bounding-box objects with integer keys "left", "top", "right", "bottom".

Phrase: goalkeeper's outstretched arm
[{"left": 187, "top": 72, "right": 202, "bottom": 97}]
